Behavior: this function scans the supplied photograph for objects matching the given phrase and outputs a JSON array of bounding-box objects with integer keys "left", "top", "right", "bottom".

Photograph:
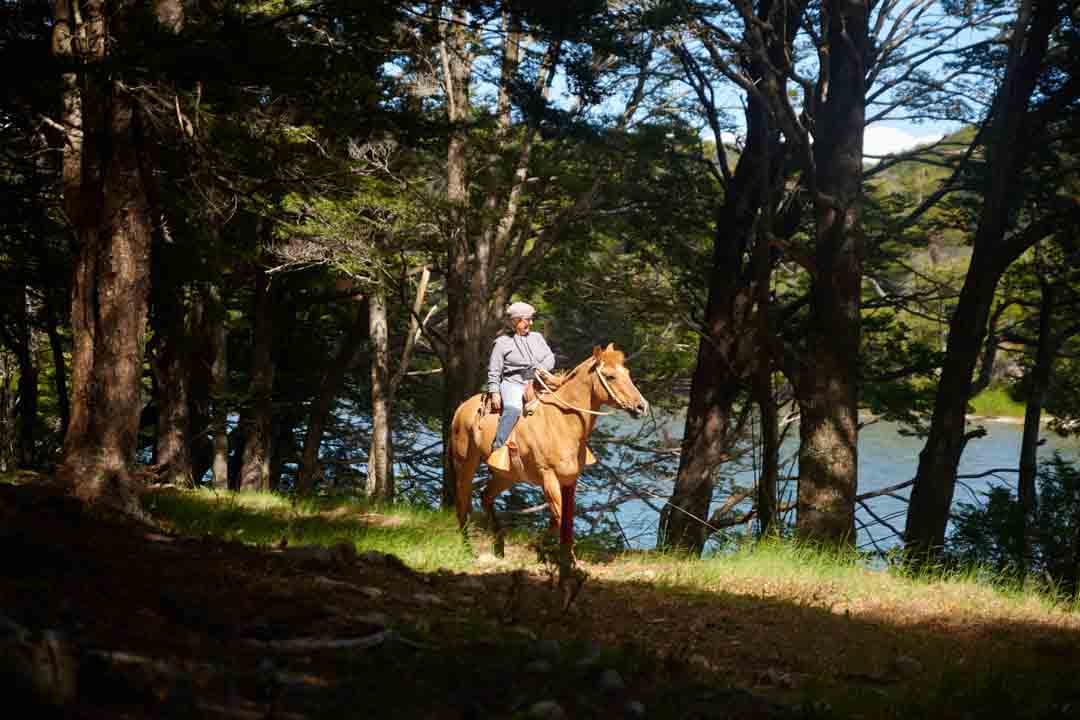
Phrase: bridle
[
  {"left": 533, "top": 361, "right": 636, "bottom": 417},
  {"left": 593, "top": 362, "right": 637, "bottom": 412}
]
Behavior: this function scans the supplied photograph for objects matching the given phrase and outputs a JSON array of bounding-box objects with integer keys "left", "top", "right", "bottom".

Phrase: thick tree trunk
[
  {"left": 153, "top": 288, "right": 193, "bottom": 487},
  {"left": 905, "top": 0, "right": 1060, "bottom": 558},
  {"left": 794, "top": 0, "right": 868, "bottom": 546},
  {"left": 297, "top": 297, "right": 368, "bottom": 495},
  {"left": 657, "top": 278, "right": 754, "bottom": 555},
  {"left": 658, "top": 209, "right": 756, "bottom": 554},
  {"left": 658, "top": 0, "right": 803, "bottom": 555},
  {"left": 439, "top": 6, "right": 484, "bottom": 509},
  {"left": 239, "top": 266, "right": 275, "bottom": 493},
  {"left": 368, "top": 286, "right": 393, "bottom": 500},
  {"left": 51, "top": 0, "right": 183, "bottom": 513},
  {"left": 59, "top": 82, "right": 153, "bottom": 512}
]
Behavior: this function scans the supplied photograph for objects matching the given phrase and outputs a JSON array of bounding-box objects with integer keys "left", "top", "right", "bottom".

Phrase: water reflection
[{"left": 594, "top": 413, "right": 1080, "bottom": 553}]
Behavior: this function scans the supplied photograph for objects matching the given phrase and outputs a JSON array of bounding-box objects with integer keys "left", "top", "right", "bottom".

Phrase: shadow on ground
[{"left": 2, "top": 482, "right": 1078, "bottom": 719}]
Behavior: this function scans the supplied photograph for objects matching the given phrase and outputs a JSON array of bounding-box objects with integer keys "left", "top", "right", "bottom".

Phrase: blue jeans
[{"left": 492, "top": 380, "right": 526, "bottom": 451}]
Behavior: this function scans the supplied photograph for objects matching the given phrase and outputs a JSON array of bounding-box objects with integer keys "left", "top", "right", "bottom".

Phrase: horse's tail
[{"left": 449, "top": 400, "right": 477, "bottom": 529}]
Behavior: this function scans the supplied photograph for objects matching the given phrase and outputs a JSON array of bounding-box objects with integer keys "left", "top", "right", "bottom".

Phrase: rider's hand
[{"left": 488, "top": 392, "right": 502, "bottom": 411}]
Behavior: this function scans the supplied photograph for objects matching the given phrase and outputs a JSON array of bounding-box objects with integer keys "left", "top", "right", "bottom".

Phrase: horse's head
[{"left": 590, "top": 344, "right": 650, "bottom": 419}]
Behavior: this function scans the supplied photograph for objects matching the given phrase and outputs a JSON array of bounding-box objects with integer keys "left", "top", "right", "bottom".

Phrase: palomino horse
[{"left": 450, "top": 344, "right": 649, "bottom": 554}]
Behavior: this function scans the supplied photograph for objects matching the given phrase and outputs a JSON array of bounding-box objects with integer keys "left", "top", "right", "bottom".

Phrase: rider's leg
[{"left": 492, "top": 380, "right": 525, "bottom": 452}]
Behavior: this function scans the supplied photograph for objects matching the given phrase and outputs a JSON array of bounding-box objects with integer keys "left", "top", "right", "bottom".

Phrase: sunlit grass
[
  {"left": 969, "top": 385, "right": 1026, "bottom": 418},
  {"left": 144, "top": 488, "right": 474, "bottom": 572},
  {"left": 146, "top": 489, "right": 1079, "bottom": 622},
  {"left": 595, "top": 539, "right": 1079, "bottom": 624}
]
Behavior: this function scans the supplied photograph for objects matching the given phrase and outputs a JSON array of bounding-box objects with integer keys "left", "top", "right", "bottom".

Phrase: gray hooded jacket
[{"left": 486, "top": 332, "right": 555, "bottom": 393}]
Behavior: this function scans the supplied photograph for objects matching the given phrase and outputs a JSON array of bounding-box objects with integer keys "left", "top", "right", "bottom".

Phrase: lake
[{"left": 593, "top": 414, "right": 1080, "bottom": 552}]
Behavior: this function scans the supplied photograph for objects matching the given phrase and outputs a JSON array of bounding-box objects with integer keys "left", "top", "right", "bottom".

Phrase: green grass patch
[
  {"left": 969, "top": 385, "right": 1025, "bottom": 418},
  {"left": 144, "top": 488, "right": 475, "bottom": 572}
]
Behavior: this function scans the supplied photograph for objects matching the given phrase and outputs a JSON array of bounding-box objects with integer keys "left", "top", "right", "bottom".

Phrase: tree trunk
[
  {"left": 43, "top": 292, "right": 70, "bottom": 439},
  {"left": 1018, "top": 278, "right": 1056, "bottom": 559},
  {"left": 794, "top": 0, "right": 868, "bottom": 546},
  {"left": 153, "top": 283, "right": 193, "bottom": 487},
  {"left": 368, "top": 286, "right": 393, "bottom": 500},
  {"left": 12, "top": 282, "right": 38, "bottom": 469},
  {"left": 755, "top": 368, "right": 780, "bottom": 537},
  {"left": 59, "top": 83, "right": 153, "bottom": 513},
  {"left": 227, "top": 424, "right": 246, "bottom": 491},
  {"left": 208, "top": 282, "right": 229, "bottom": 489},
  {"left": 239, "top": 266, "right": 275, "bottom": 493},
  {"left": 439, "top": 6, "right": 486, "bottom": 509},
  {"left": 297, "top": 296, "right": 368, "bottom": 495},
  {"left": 658, "top": 213, "right": 756, "bottom": 554},
  {"left": 51, "top": 0, "right": 184, "bottom": 514},
  {"left": 905, "top": 0, "right": 1061, "bottom": 558}
]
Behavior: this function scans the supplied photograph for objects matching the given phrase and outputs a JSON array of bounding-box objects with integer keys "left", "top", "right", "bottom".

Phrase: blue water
[{"left": 588, "top": 413, "right": 1080, "bottom": 552}]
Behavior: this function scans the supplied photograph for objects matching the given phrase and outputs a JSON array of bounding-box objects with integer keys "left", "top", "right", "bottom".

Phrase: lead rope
[{"left": 533, "top": 365, "right": 615, "bottom": 417}]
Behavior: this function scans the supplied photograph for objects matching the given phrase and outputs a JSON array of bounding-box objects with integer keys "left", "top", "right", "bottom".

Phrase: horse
[{"left": 449, "top": 343, "right": 649, "bottom": 556}]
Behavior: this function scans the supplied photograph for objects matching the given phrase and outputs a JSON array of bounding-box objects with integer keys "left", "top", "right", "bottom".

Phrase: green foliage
[
  {"left": 969, "top": 386, "right": 1026, "bottom": 418},
  {"left": 947, "top": 454, "right": 1080, "bottom": 597}
]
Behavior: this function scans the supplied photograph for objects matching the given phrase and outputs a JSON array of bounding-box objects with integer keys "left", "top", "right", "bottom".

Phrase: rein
[{"left": 533, "top": 362, "right": 632, "bottom": 417}]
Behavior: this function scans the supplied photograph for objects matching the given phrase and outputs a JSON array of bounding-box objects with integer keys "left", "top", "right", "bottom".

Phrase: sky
[
  {"left": 716, "top": 120, "right": 961, "bottom": 162},
  {"left": 862, "top": 122, "right": 961, "bottom": 159}
]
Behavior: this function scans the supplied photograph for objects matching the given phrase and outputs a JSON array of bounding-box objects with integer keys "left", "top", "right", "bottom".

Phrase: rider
[{"left": 486, "top": 301, "right": 556, "bottom": 455}]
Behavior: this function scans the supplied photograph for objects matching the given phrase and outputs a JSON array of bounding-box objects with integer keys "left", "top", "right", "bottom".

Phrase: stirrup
[
  {"left": 487, "top": 445, "right": 511, "bottom": 472},
  {"left": 585, "top": 446, "right": 597, "bottom": 466}
]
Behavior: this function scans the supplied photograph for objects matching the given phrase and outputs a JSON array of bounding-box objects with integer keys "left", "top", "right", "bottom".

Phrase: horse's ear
[
  {"left": 592, "top": 345, "right": 602, "bottom": 360},
  {"left": 605, "top": 342, "right": 615, "bottom": 352}
]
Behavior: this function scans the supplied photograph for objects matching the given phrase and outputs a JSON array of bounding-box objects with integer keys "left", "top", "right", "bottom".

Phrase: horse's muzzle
[{"left": 629, "top": 399, "right": 649, "bottom": 419}]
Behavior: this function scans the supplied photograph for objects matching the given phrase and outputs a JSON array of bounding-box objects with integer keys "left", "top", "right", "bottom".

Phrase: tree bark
[
  {"left": 297, "top": 296, "right": 368, "bottom": 495},
  {"left": 58, "top": 56, "right": 153, "bottom": 513},
  {"left": 10, "top": 282, "right": 38, "bottom": 469},
  {"left": 368, "top": 286, "right": 393, "bottom": 500},
  {"left": 755, "top": 367, "right": 780, "bottom": 537},
  {"left": 794, "top": 0, "right": 868, "bottom": 546},
  {"left": 208, "top": 282, "right": 229, "bottom": 489},
  {"left": 905, "top": 0, "right": 1063, "bottom": 558},
  {"left": 153, "top": 286, "right": 193, "bottom": 487},
  {"left": 43, "top": 292, "right": 70, "bottom": 439},
  {"left": 239, "top": 266, "right": 275, "bottom": 493},
  {"left": 438, "top": 5, "right": 490, "bottom": 509},
  {"left": 1018, "top": 278, "right": 1056, "bottom": 560},
  {"left": 51, "top": 0, "right": 184, "bottom": 514}
]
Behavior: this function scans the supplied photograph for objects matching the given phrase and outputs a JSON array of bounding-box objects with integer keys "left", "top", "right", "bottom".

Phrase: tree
[
  {"left": 395, "top": 1, "right": 666, "bottom": 507},
  {"left": 905, "top": 0, "right": 1080, "bottom": 558},
  {"left": 51, "top": 0, "right": 182, "bottom": 513}
]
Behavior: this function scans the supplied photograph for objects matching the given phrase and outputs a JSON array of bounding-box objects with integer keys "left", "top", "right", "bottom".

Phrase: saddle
[{"left": 481, "top": 378, "right": 597, "bottom": 472}]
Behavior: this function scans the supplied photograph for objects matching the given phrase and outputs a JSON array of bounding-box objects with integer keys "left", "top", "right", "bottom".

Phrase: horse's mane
[{"left": 550, "top": 345, "right": 625, "bottom": 385}]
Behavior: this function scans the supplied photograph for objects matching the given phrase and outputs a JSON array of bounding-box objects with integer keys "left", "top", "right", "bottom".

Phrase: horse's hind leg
[
  {"left": 482, "top": 471, "right": 515, "bottom": 557},
  {"left": 454, "top": 453, "right": 482, "bottom": 535}
]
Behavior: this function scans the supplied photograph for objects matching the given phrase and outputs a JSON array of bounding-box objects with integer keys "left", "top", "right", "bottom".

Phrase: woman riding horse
[
  {"left": 451, "top": 342, "right": 649, "bottom": 556},
  {"left": 485, "top": 301, "right": 556, "bottom": 460}
]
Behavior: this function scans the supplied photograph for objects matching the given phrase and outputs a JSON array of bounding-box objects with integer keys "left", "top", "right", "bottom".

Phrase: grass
[
  {"left": 146, "top": 489, "right": 1078, "bottom": 619},
  {"left": 137, "top": 489, "right": 1080, "bottom": 717},
  {"left": 969, "top": 385, "right": 1026, "bottom": 418},
  {"left": 144, "top": 488, "right": 476, "bottom": 572}
]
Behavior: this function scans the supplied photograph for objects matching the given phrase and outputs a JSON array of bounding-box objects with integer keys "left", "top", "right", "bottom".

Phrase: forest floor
[{"left": 3, "top": 477, "right": 1080, "bottom": 719}]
